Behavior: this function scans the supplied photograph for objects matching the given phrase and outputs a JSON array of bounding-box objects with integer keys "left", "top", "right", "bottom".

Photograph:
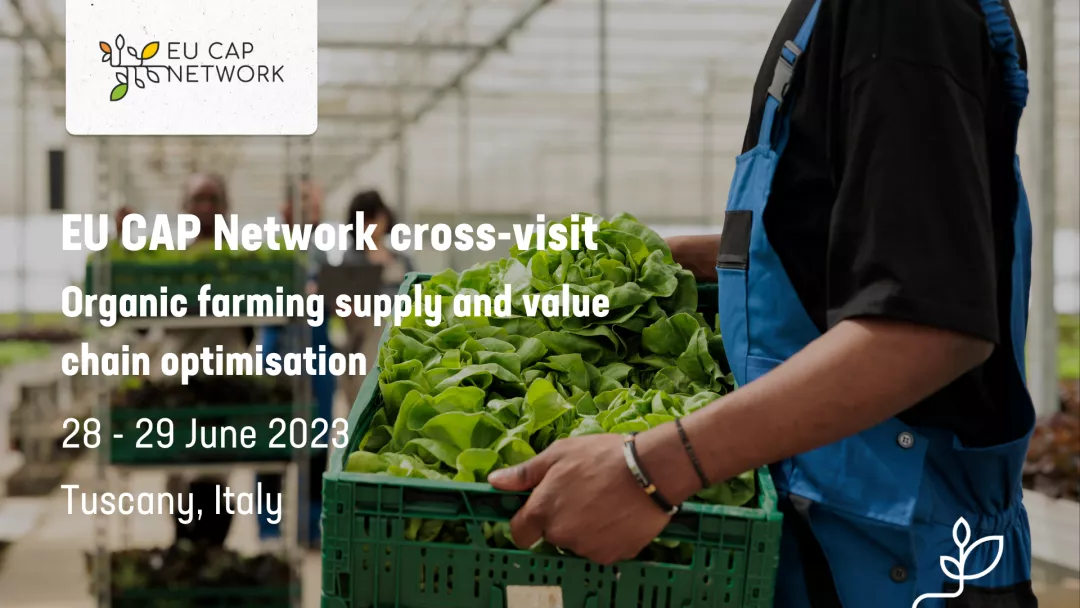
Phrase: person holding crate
[{"left": 490, "top": 1, "right": 1040, "bottom": 606}]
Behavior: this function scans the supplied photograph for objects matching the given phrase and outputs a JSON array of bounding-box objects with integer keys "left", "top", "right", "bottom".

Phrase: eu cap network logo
[
  {"left": 99, "top": 35, "right": 161, "bottom": 102},
  {"left": 66, "top": 0, "right": 317, "bottom": 136}
]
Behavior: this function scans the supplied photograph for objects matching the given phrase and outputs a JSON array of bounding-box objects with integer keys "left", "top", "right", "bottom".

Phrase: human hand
[{"left": 487, "top": 434, "right": 672, "bottom": 565}]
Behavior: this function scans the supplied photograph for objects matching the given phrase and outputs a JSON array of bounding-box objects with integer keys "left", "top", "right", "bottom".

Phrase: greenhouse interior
[{"left": 0, "top": 0, "right": 1078, "bottom": 606}]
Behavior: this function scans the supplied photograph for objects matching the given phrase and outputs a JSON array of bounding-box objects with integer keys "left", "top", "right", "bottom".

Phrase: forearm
[
  {"left": 667, "top": 235, "right": 722, "bottom": 281},
  {"left": 638, "top": 318, "right": 993, "bottom": 503}
]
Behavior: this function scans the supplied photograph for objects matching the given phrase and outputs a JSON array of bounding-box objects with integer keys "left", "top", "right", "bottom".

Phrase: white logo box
[{"left": 66, "top": 0, "right": 318, "bottom": 136}]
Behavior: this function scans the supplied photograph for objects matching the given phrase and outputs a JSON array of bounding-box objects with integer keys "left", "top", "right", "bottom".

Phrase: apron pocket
[
  {"left": 716, "top": 210, "right": 752, "bottom": 384},
  {"left": 943, "top": 580, "right": 1038, "bottom": 608}
]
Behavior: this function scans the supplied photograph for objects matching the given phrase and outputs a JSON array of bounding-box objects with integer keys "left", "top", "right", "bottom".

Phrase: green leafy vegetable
[{"left": 346, "top": 213, "right": 751, "bottom": 564}]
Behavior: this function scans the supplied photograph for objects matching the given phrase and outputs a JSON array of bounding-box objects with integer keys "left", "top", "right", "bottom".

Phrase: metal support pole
[
  {"left": 395, "top": 84, "right": 409, "bottom": 220},
  {"left": 16, "top": 40, "right": 29, "bottom": 328},
  {"left": 458, "top": 88, "right": 471, "bottom": 215},
  {"left": 1027, "top": 0, "right": 1058, "bottom": 417},
  {"left": 458, "top": 1, "right": 472, "bottom": 218},
  {"left": 597, "top": 0, "right": 610, "bottom": 218},
  {"left": 701, "top": 64, "right": 716, "bottom": 225},
  {"left": 93, "top": 136, "right": 111, "bottom": 608}
]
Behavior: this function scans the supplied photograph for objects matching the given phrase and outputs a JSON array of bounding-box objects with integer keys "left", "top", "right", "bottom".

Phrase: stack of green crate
[
  {"left": 84, "top": 254, "right": 306, "bottom": 606},
  {"left": 320, "top": 274, "right": 783, "bottom": 608}
]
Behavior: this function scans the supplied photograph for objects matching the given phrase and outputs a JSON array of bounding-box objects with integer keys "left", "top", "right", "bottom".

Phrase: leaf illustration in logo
[
  {"left": 101, "top": 53, "right": 110, "bottom": 63},
  {"left": 99, "top": 41, "right": 111, "bottom": 54},
  {"left": 116, "top": 72, "right": 127, "bottom": 85},
  {"left": 135, "top": 77, "right": 146, "bottom": 89},
  {"left": 939, "top": 555, "right": 963, "bottom": 580},
  {"left": 141, "top": 42, "right": 160, "bottom": 60},
  {"left": 110, "top": 83, "right": 128, "bottom": 102},
  {"left": 127, "top": 47, "right": 137, "bottom": 58},
  {"left": 961, "top": 535, "right": 1005, "bottom": 581},
  {"left": 115, "top": 35, "right": 125, "bottom": 50},
  {"left": 147, "top": 69, "right": 160, "bottom": 84},
  {"left": 952, "top": 517, "right": 971, "bottom": 549}
]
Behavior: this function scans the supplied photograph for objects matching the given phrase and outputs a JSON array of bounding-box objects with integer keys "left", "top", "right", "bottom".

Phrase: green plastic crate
[
  {"left": 110, "top": 586, "right": 295, "bottom": 607},
  {"left": 321, "top": 273, "right": 783, "bottom": 608},
  {"left": 108, "top": 404, "right": 312, "bottom": 465},
  {"left": 85, "top": 259, "right": 302, "bottom": 315}
]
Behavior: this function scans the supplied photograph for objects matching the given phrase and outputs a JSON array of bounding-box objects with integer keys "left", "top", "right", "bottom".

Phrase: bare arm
[
  {"left": 667, "top": 235, "right": 721, "bottom": 282},
  {"left": 637, "top": 318, "right": 994, "bottom": 503}
]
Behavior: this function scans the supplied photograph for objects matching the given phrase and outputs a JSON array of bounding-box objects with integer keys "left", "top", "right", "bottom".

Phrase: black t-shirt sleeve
[{"left": 826, "top": 56, "right": 999, "bottom": 342}]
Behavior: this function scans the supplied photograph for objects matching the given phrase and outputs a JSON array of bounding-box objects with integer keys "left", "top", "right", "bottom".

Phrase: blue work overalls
[{"left": 715, "top": 1, "right": 1036, "bottom": 605}]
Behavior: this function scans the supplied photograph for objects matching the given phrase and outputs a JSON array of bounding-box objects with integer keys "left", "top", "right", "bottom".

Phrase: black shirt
[{"left": 746, "top": 0, "right": 1027, "bottom": 447}]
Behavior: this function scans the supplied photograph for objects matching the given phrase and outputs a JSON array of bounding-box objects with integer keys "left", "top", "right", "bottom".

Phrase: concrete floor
[{"left": 0, "top": 457, "right": 1077, "bottom": 608}]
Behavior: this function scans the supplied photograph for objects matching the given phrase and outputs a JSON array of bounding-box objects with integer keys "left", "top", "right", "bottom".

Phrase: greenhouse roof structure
[{"left": 1, "top": 0, "right": 1076, "bottom": 225}]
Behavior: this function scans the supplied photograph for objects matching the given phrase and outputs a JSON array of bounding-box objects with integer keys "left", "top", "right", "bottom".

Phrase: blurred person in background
[
  {"left": 338, "top": 190, "right": 413, "bottom": 403},
  {"left": 166, "top": 172, "right": 239, "bottom": 547},
  {"left": 257, "top": 176, "right": 334, "bottom": 546},
  {"left": 182, "top": 172, "right": 230, "bottom": 242},
  {"left": 488, "top": 1, "right": 1041, "bottom": 606}
]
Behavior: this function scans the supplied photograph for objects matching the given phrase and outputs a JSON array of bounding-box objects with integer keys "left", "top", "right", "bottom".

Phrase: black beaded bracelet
[
  {"left": 622, "top": 434, "right": 679, "bottom": 516},
  {"left": 675, "top": 418, "right": 711, "bottom": 491}
]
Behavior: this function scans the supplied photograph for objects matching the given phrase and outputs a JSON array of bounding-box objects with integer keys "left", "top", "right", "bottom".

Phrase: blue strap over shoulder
[{"left": 756, "top": 0, "right": 823, "bottom": 150}]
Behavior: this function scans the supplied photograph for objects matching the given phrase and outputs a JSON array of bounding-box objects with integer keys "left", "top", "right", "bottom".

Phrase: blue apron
[{"left": 716, "top": 1, "right": 1036, "bottom": 605}]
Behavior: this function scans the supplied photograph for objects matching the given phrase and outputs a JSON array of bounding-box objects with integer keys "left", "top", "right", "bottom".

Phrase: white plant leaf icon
[
  {"left": 962, "top": 535, "right": 1005, "bottom": 581},
  {"left": 116, "top": 35, "right": 125, "bottom": 50},
  {"left": 953, "top": 517, "right": 971, "bottom": 548},
  {"left": 147, "top": 70, "right": 160, "bottom": 83},
  {"left": 116, "top": 72, "right": 127, "bottom": 85},
  {"left": 939, "top": 555, "right": 962, "bottom": 580},
  {"left": 127, "top": 46, "right": 137, "bottom": 58},
  {"left": 912, "top": 518, "right": 1006, "bottom": 608}
]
